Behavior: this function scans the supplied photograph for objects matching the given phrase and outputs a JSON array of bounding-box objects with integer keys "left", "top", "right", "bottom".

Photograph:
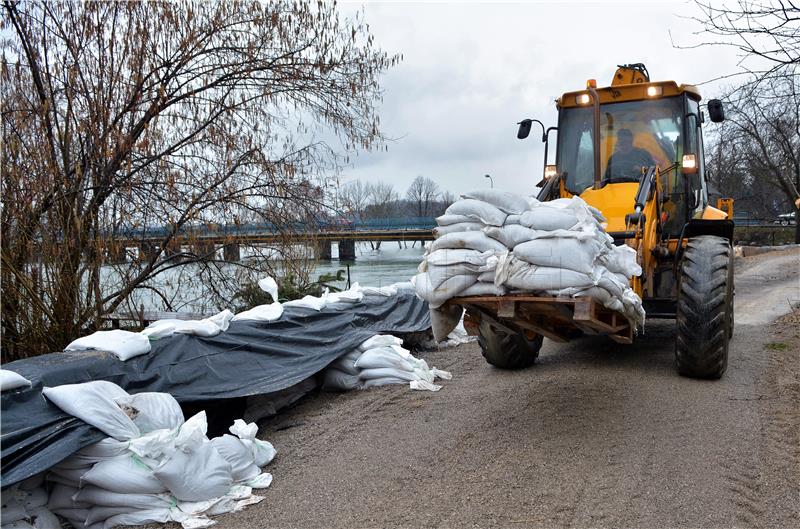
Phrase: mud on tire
[
  {"left": 675, "top": 235, "right": 734, "bottom": 379},
  {"left": 478, "top": 319, "right": 543, "bottom": 369}
]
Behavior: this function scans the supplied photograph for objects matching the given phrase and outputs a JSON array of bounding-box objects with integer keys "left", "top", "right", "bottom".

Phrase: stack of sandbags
[
  {"left": 39, "top": 381, "right": 275, "bottom": 529},
  {"left": 322, "top": 335, "right": 452, "bottom": 392},
  {"left": 413, "top": 190, "right": 645, "bottom": 340},
  {"left": 1, "top": 477, "right": 60, "bottom": 529}
]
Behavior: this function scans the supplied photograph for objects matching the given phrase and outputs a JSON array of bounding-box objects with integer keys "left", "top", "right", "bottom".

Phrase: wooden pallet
[{"left": 447, "top": 295, "right": 633, "bottom": 344}]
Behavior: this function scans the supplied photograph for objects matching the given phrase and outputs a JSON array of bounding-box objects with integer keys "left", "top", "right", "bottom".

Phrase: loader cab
[{"left": 552, "top": 85, "right": 709, "bottom": 236}]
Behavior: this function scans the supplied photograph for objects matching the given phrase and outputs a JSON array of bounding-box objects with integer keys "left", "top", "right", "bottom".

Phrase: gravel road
[{"left": 209, "top": 249, "right": 800, "bottom": 528}]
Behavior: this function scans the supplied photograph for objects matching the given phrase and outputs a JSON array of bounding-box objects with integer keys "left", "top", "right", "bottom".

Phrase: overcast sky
[{"left": 336, "top": 1, "right": 751, "bottom": 198}]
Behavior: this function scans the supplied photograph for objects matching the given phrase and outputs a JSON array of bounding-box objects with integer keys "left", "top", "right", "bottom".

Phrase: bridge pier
[
  {"left": 192, "top": 240, "right": 217, "bottom": 260},
  {"left": 106, "top": 242, "right": 128, "bottom": 264},
  {"left": 223, "top": 243, "right": 241, "bottom": 262},
  {"left": 139, "top": 242, "right": 160, "bottom": 262},
  {"left": 338, "top": 240, "right": 356, "bottom": 261},
  {"left": 315, "top": 240, "right": 332, "bottom": 260}
]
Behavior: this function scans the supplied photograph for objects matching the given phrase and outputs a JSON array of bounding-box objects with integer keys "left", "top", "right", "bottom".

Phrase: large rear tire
[
  {"left": 675, "top": 235, "right": 733, "bottom": 379},
  {"left": 478, "top": 319, "right": 543, "bottom": 369}
]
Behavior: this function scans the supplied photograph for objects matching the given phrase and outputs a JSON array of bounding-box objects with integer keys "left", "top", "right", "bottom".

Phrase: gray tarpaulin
[{"left": 1, "top": 291, "right": 430, "bottom": 487}]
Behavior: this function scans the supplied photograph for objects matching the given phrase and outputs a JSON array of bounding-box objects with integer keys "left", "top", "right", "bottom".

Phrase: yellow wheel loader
[{"left": 451, "top": 64, "right": 734, "bottom": 379}]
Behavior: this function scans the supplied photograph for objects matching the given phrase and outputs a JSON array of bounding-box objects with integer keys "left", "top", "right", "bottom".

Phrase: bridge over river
[{"left": 107, "top": 217, "right": 437, "bottom": 262}]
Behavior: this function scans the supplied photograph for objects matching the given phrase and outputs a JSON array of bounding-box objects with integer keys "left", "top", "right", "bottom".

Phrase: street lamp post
[{"left": 484, "top": 174, "right": 493, "bottom": 188}]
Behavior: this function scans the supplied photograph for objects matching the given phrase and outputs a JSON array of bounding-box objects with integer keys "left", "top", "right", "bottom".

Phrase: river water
[{"left": 105, "top": 241, "right": 427, "bottom": 314}]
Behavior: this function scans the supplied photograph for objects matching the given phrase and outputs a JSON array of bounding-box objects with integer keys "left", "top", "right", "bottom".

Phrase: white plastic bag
[
  {"left": 229, "top": 419, "right": 276, "bottom": 467},
  {"left": 257, "top": 276, "right": 279, "bottom": 303},
  {"left": 0, "top": 370, "right": 31, "bottom": 391},
  {"left": 65, "top": 329, "right": 151, "bottom": 361},
  {"left": 42, "top": 381, "right": 140, "bottom": 440}
]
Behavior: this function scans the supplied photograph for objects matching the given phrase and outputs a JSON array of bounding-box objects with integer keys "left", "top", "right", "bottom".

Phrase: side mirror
[
  {"left": 517, "top": 119, "right": 532, "bottom": 139},
  {"left": 708, "top": 99, "right": 725, "bottom": 123}
]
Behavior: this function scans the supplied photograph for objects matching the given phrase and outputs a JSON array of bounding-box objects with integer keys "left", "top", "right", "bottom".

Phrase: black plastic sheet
[{"left": 1, "top": 292, "right": 430, "bottom": 487}]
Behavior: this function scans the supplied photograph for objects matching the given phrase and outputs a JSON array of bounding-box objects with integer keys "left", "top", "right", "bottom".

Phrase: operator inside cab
[{"left": 604, "top": 128, "right": 655, "bottom": 182}]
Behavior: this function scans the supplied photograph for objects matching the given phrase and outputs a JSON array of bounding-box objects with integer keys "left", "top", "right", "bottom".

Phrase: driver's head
[{"left": 616, "top": 128, "right": 633, "bottom": 152}]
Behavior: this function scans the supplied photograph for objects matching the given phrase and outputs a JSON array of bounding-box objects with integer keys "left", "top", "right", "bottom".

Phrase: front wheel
[
  {"left": 675, "top": 235, "right": 734, "bottom": 379},
  {"left": 478, "top": 319, "right": 543, "bottom": 369}
]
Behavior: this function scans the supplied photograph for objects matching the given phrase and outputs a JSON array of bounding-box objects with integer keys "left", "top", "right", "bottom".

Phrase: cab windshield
[{"left": 557, "top": 96, "right": 684, "bottom": 194}]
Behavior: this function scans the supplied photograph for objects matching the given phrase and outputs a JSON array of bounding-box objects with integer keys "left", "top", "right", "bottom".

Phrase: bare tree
[
  {"left": 0, "top": 0, "right": 398, "bottom": 360},
  {"left": 406, "top": 175, "right": 441, "bottom": 217},
  {"left": 366, "top": 181, "right": 398, "bottom": 218},
  {"left": 708, "top": 75, "right": 800, "bottom": 241},
  {"left": 686, "top": 1, "right": 799, "bottom": 87},
  {"left": 340, "top": 180, "right": 371, "bottom": 221}
]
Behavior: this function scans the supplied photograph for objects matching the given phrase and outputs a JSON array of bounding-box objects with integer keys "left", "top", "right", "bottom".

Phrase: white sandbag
[
  {"left": 358, "top": 367, "right": 420, "bottom": 382},
  {"left": 65, "top": 329, "right": 151, "bottom": 361},
  {"left": 283, "top": 294, "right": 326, "bottom": 311},
  {"left": 599, "top": 244, "right": 642, "bottom": 278},
  {"left": 354, "top": 347, "right": 415, "bottom": 371},
  {"left": 459, "top": 282, "right": 508, "bottom": 297},
  {"left": 484, "top": 223, "right": 600, "bottom": 248},
  {"left": 81, "top": 454, "right": 166, "bottom": 494},
  {"left": 329, "top": 351, "right": 361, "bottom": 376},
  {"left": 461, "top": 189, "right": 531, "bottom": 214},
  {"left": 497, "top": 258, "right": 594, "bottom": 292},
  {"left": 257, "top": 276, "right": 279, "bottom": 303},
  {"left": 229, "top": 419, "right": 277, "bottom": 467},
  {"left": 114, "top": 392, "right": 184, "bottom": 433},
  {"left": 47, "top": 465, "right": 89, "bottom": 486},
  {"left": 513, "top": 238, "right": 603, "bottom": 274},
  {"left": 425, "top": 263, "right": 485, "bottom": 290},
  {"left": 243, "top": 377, "right": 316, "bottom": 423},
  {"left": 141, "top": 310, "right": 234, "bottom": 339},
  {"left": 505, "top": 214, "right": 522, "bottom": 224},
  {"left": 0, "top": 370, "right": 31, "bottom": 391},
  {"left": 433, "top": 222, "right": 484, "bottom": 238},
  {"left": 153, "top": 412, "right": 233, "bottom": 501},
  {"left": 69, "top": 438, "right": 130, "bottom": 465},
  {"left": 27, "top": 506, "right": 64, "bottom": 529},
  {"left": 429, "top": 305, "right": 462, "bottom": 343},
  {"left": 429, "top": 231, "right": 507, "bottom": 253},
  {"left": 518, "top": 208, "right": 580, "bottom": 231},
  {"left": 102, "top": 508, "right": 176, "bottom": 529},
  {"left": 425, "top": 248, "right": 493, "bottom": 267},
  {"left": 17, "top": 474, "right": 45, "bottom": 492},
  {"left": 85, "top": 505, "right": 137, "bottom": 526},
  {"left": 444, "top": 199, "right": 508, "bottom": 226},
  {"left": 47, "top": 484, "right": 89, "bottom": 511},
  {"left": 1, "top": 520, "right": 34, "bottom": 529},
  {"left": 321, "top": 368, "right": 361, "bottom": 391},
  {"left": 412, "top": 272, "right": 477, "bottom": 309},
  {"left": 42, "top": 381, "right": 140, "bottom": 441},
  {"left": 325, "top": 284, "right": 364, "bottom": 304},
  {"left": 435, "top": 214, "right": 476, "bottom": 226},
  {"left": 73, "top": 487, "right": 174, "bottom": 510},
  {"left": 358, "top": 334, "right": 403, "bottom": 350},
  {"left": 477, "top": 270, "right": 495, "bottom": 282},
  {"left": 210, "top": 435, "right": 260, "bottom": 482},
  {"left": 232, "top": 302, "right": 284, "bottom": 322}
]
